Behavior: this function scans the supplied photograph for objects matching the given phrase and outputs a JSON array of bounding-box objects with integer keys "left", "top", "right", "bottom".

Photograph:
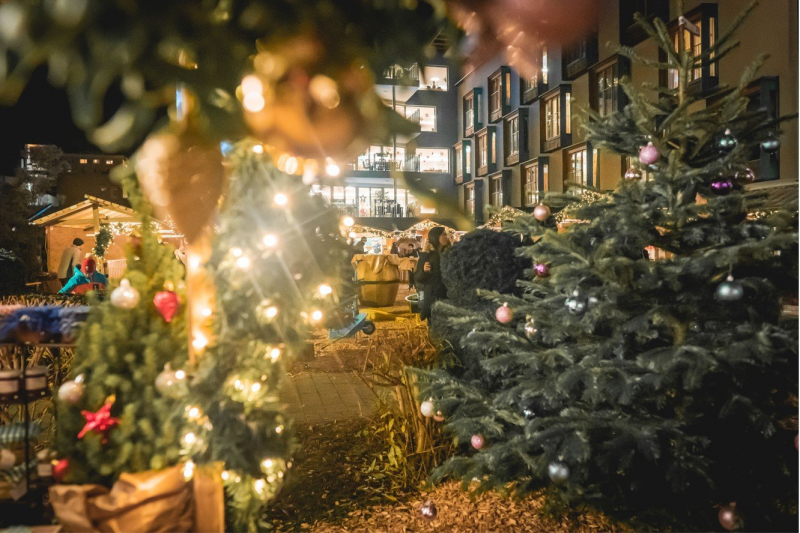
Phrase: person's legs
[{"left": 60, "top": 278, "right": 69, "bottom": 287}]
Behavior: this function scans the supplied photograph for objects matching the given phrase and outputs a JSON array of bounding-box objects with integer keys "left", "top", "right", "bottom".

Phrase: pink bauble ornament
[
  {"left": 495, "top": 303, "right": 513, "bottom": 324},
  {"left": 534, "top": 263, "right": 550, "bottom": 278},
  {"left": 433, "top": 411, "right": 445, "bottom": 422},
  {"left": 533, "top": 204, "right": 551, "bottom": 222},
  {"left": 153, "top": 290, "right": 180, "bottom": 323},
  {"left": 718, "top": 503, "right": 738, "bottom": 531},
  {"left": 638, "top": 142, "right": 660, "bottom": 165},
  {"left": 471, "top": 434, "right": 485, "bottom": 450}
]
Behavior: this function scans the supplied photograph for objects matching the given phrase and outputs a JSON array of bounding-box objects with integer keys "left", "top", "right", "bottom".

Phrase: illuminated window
[
  {"left": 542, "top": 47, "right": 549, "bottom": 85},
  {"left": 490, "top": 174, "right": 503, "bottom": 207},
  {"left": 106, "top": 160, "right": 114, "bottom": 165},
  {"left": 455, "top": 145, "right": 463, "bottom": 178},
  {"left": 545, "top": 96, "right": 560, "bottom": 140},
  {"left": 524, "top": 163, "right": 539, "bottom": 206},
  {"left": 466, "top": 184, "right": 475, "bottom": 215},
  {"left": 93, "top": 159, "right": 99, "bottom": 164},
  {"left": 79, "top": 159, "right": 88, "bottom": 164},
  {"left": 567, "top": 148, "right": 588, "bottom": 189},
  {"left": 420, "top": 65, "right": 448, "bottom": 91},
  {"left": 595, "top": 63, "right": 619, "bottom": 117}
]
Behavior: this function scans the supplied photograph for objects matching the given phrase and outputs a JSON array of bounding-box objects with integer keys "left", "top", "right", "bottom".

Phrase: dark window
[
  {"left": 477, "top": 133, "right": 487, "bottom": 170},
  {"left": 521, "top": 74, "right": 539, "bottom": 104},
  {"left": 465, "top": 95, "right": 475, "bottom": 133},
  {"left": 563, "top": 33, "right": 598, "bottom": 79},
  {"left": 620, "top": 0, "right": 670, "bottom": 46},
  {"left": 596, "top": 63, "right": 618, "bottom": 116},
  {"left": 489, "top": 75, "right": 502, "bottom": 120},
  {"left": 463, "top": 88, "right": 483, "bottom": 136},
  {"left": 490, "top": 175, "right": 504, "bottom": 207}
]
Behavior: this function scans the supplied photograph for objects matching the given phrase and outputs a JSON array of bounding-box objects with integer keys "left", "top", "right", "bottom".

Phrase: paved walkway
[{"left": 281, "top": 372, "right": 379, "bottom": 424}]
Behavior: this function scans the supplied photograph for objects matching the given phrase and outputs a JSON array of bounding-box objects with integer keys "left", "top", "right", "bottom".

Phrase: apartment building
[
  {"left": 312, "top": 49, "right": 461, "bottom": 230},
  {"left": 454, "top": 0, "right": 798, "bottom": 223}
]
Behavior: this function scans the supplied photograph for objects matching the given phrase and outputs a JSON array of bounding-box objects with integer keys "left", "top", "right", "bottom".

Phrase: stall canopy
[{"left": 32, "top": 195, "right": 178, "bottom": 236}]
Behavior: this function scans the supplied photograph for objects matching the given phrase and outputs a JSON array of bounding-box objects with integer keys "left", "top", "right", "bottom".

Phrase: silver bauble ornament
[
  {"left": 548, "top": 461, "right": 570, "bottom": 483},
  {"left": 155, "top": 364, "right": 187, "bottom": 398},
  {"left": 761, "top": 134, "right": 780, "bottom": 154},
  {"left": 716, "top": 129, "right": 738, "bottom": 153},
  {"left": 58, "top": 375, "right": 85, "bottom": 405},
  {"left": 715, "top": 275, "right": 744, "bottom": 302},
  {"left": 420, "top": 399, "right": 435, "bottom": 418},
  {"left": 110, "top": 279, "right": 140, "bottom": 309},
  {"left": 533, "top": 204, "right": 551, "bottom": 222},
  {"left": 624, "top": 166, "right": 642, "bottom": 181}
]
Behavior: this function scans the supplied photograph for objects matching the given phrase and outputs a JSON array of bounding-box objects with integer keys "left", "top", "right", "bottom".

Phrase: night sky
[{"left": 0, "top": 67, "right": 103, "bottom": 175}]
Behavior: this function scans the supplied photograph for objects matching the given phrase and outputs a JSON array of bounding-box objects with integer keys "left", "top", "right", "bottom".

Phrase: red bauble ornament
[
  {"left": 718, "top": 503, "right": 739, "bottom": 531},
  {"left": 495, "top": 303, "right": 513, "bottom": 324},
  {"left": 153, "top": 290, "right": 180, "bottom": 323},
  {"left": 53, "top": 459, "right": 69, "bottom": 482},
  {"left": 78, "top": 399, "right": 120, "bottom": 444},
  {"left": 471, "top": 434, "right": 485, "bottom": 450}
]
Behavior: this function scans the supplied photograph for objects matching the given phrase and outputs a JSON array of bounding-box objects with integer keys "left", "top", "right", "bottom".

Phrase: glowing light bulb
[
  {"left": 187, "top": 406, "right": 201, "bottom": 420},
  {"left": 254, "top": 479, "right": 266, "bottom": 494},
  {"left": 236, "top": 256, "right": 251, "bottom": 270},
  {"left": 251, "top": 383, "right": 261, "bottom": 393},
  {"left": 348, "top": 231, "right": 357, "bottom": 239},
  {"left": 317, "top": 284, "right": 333, "bottom": 297},
  {"left": 285, "top": 157, "right": 299, "bottom": 175},
  {"left": 231, "top": 247, "right": 243, "bottom": 257},
  {"left": 275, "top": 425, "right": 284, "bottom": 434},
  {"left": 183, "top": 460, "right": 195, "bottom": 481},
  {"left": 311, "top": 310, "right": 323, "bottom": 322},
  {"left": 265, "top": 306, "right": 278, "bottom": 319},
  {"left": 234, "top": 379, "right": 243, "bottom": 390},
  {"left": 274, "top": 193, "right": 288, "bottom": 206},
  {"left": 262, "top": 458, "right": 274, "bottom": 469},
  {"left": 201, "top": 307, "right": 213, "bottom": 318},
  {"left": 252, "top": 144, "right": 264, "bottom": 154},
  {"left": 243, "top": 92, "right": 265, "bottom": 112},
  {"left": 241, "top": 75, "right": 262, "bottom": 94},
  {"left": 221, "top": 470, "right": 230, "bottom": 481},
  {"left": 263, "top": 234, "right": 278, "bottom": 247},
  {"left": 183, "top": 432, "right": 197, "bottom": 445},
  {"left": 342, "top": 216, "right": 355, "bottom": 227},
  {"left": 188, "top": 255, "right": 202, "bottom": 270},
  {"left": 192, "top": 333, "right": 208, "bottom": 350},
  {"left": 267, "top": 475, "right": 276, "bottom": 483},
  {"left": 175, "top": 370, "right": 186, "bottom": 380},
  {"left": 325, "top": 158, "right": 340, "bottom": 177},
  {"left": 269, "top": 347, "right": 281, "bottom": 361}
]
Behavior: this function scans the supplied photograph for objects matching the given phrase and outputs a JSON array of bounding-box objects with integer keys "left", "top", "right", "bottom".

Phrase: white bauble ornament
[
  {"left": 548, "top": 461, "right": 570, "bottom": 483},
  {"left": 420, "top": 399, "right": 435, "bottom": 418},
  {"left": 155, "top": 364, "right": 187, "bottom": 398},
  {"left": 58, "top": 375, "right": 85, "bottom": 405},
  {"left": 110, "top": 279, "right": 140, "bottom": 309},
  {"left": 0, "top": 448, "right": 15, "bottom": 469}
]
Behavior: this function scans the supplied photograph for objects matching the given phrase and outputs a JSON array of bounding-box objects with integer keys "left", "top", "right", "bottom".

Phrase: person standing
[
  {"left": 414, "top": 226, "right": 450, "bottom": 323},
  {"left": 57, "top": 238, "right": 84, "bottom": 287}
]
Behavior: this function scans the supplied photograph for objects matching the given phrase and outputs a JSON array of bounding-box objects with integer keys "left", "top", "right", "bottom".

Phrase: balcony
[
  {"left": 378, "top": 64, "right": 420, "bottom": 86},
  {"left": 347, "top": 154, "right": 422, "bottom": 173}
]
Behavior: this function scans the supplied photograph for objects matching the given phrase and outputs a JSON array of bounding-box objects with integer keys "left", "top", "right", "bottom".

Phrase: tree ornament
[
  {"left": 533, "top": 263, "right": 550, "bottom": 278},
  {"left": 53, "top": 459, "right": 69, "bottom": 482},
  {"left": 420, "top": 399, "right": 435, "bottom": 418},
  {"left": 638, "top": 141, "right": 660, "bottom": 165},
  {"left": 433, "top": 411, "right": 445, "bottom": 422},
  {"left": 471, "top": 434, "right": 485, "bottom": 450},
  {"left": 761, "top": 134, "right": 780, "bottom": 154},
  {"left": 716, "top": 275, "right": 744, "bottom": 302},
  {"left": 78, "top": 398, "right": 120, "bottom": 444},
  {"left": 533, "top": 204, "right": 551, "bottom": 222},
  {"left": 110, "top": 279, "right": 140, "bottom": 309},
  {"left": 710, "top": 177, "right": 734, "bottom": 195},
  {"left": 523, "top": 316, "right": 537, "bottom": 340},
  {"left": 565, "top": 290, "right": 588, "bottom": 315},
  {"left": 153, "top": 289, "right": 180, "bottom": 323},
  {"left": 495, "top": 303, "right": 513, "bottom": 324},
  {"left": 548, "top": 461, "right": 570, "bottom": 483},
  {"left": 155, "top": 364, "right": 187, "bottom": 398},
  {"left": 624, "top": 167, "right": 642, "bottom": 181},
  {"left": 718, "top": 503, "right": 739, "bottom": 531},
  {"left": 717, "top": 129, "right": 738, "bottom": 153},
  {"left": 735, "top": 167, "right": 756, "bottom": 184},
  {"left": 136, "top": 130, "right": 226, "bottom": 243},
  {"left": 58, "top": 374, "right": 85, "bottom": 405},
  {"left": 0, "top": 448, "right": 15, "bottom": 469},
  {"left": 420, "top": 500, "right": 438, "bottom": 521},
  {"left": 523, "top": 407, "right": 536, "bottom": 420}
]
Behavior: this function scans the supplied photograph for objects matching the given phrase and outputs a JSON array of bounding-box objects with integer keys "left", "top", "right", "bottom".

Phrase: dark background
[{"left": 0, "top": 67, "right": 101, "bottom": 175}]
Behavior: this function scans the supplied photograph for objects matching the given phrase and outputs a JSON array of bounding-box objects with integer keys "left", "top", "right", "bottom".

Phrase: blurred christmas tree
[
  {"left": 55, "top": 166, "right": 188, "bottom": 484},
  {"left": 418, "top": 4, "right": 798, "bottom": 530}
]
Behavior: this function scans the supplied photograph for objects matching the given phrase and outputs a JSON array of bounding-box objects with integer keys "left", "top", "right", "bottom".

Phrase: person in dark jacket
[{"left": 414, "top": 226, "right": 450, "bottom": 323}]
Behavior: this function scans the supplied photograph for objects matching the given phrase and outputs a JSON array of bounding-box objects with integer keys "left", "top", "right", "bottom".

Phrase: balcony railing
[
  {"left": 348, "top": 154, "right": 421, "bottom": 172},
  {"left": 380, "top": 64, "right": 420, "bottom": 85}
]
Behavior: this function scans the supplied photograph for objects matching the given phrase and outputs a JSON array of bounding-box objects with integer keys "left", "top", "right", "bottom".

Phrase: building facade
[
  {"left": 312, "top": 50, "right": 461, "bottom": 230},
  {"left": 454, "top": 0, "right": 798, "bottom": 223}
]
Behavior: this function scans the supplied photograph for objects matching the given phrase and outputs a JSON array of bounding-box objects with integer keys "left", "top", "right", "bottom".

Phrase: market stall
[{"left": 351, "top": 254, "right": 417, "bottom": 307}]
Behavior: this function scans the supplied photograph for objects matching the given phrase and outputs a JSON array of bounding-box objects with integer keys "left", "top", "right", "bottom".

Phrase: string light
[
  {"left": 201, "top": 307, "right": 213, "bottom": 318},
  {"left": 254, "top": 479, "right": 266, "bottom": 494},
  {"left": 310, "top": 310, "right": 324, "bottom": 323},
  {"left": 182, "top": 432, "right": 197, "bottom": 445},
  {"left": 262, "top": 458, "right": 274, "bottom": 470},
  {"left": 188, "top": 254, "right": 202, "bottom": 270},
  {"left": 250, "top": 383, "right": 261, "bottom": 393},
  {"left": 186, "top": 406, "right": 201, "bottom": 420},
  {"left": 317, "top": 284, "right": 333, "bottom": 297},
  {"left": 236, "top": 255, "right": 252, "bottom": 270},
  {"left": 285, "top": 157, "right": 299, "bottom": 175},
  {"left": 325, "top": 158, "right": 340, "bottom": 177},
  {"left": 183, "top": 460, "right": 195, "bottom": 481},
  {"left": 275, "top": 425, "right": 284, "bottom": 434},
  {"left": 342, "top": 216, "right": 355, "bottom": 227},
  {"left": 192, "top": 332, "right": 208, "bottom": 350},
  {"left": 263, "top": 234, "right": 278, "bottom": 247},
  {"left": 268, "top": 347, "right": 281, "bottom": 361},
  {"left": 274, "top": 193, "right": 289, "bottom": 206},
  {"left": 241, "top": 75, "right": 266, "bottom": 112},
  {"left": 265, "top": 306, "right": 278, "bottom": 319},
  {"left": 252, "top": 144, "right": 264, "bottom": 154},
  {"left": 231, "top": 247, "right": 243, "bottom": 257},
  {"left": 175, "top": 369, "right": 186, "bottom": 380},
  {"left": 221, "top": 470, "right": 230, "bottom": 481}
]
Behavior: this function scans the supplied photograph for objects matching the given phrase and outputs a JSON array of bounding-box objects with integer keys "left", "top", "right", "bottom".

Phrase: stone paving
[{"left": 281, "top": 372, "right": 379, "bottom": 424}]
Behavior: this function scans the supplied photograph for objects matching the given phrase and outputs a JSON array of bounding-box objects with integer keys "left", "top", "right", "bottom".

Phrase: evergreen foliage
[
  {"left": 179, "top": 145, "right": 351, "bottom": 531},
  {"left": 417, "top": 6, "right": 798, "bottom": 530},
  {"left": 55, "top": 166, "right": 187, "bottom": 484},
  {"left": 441, "top": 229, "right": 528, "bottom": 308}
]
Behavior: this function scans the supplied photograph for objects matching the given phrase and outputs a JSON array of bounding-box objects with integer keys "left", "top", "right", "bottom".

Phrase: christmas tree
[
  {"left": 55, "top": 166, "right": 188, "bottom": 484},
  {"left": 417, "top": 5, "right": 798, "bottom": 530}
]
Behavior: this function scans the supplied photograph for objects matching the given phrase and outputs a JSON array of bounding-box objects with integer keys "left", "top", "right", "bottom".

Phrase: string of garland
[{"left": 92, "top": 225, "right": 114, "bottom": 258}]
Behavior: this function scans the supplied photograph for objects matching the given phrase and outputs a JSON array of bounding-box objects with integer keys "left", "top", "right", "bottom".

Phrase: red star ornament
[{"left": 78, "top": 397, "right": 120, "bottom": 443}]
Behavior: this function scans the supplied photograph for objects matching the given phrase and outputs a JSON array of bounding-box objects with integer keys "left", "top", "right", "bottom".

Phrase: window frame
[
  {"left": 563, "top": 32, "right": 598, "bottom": 80},
  {"left": 619, "top": 0, "right": 670, "bottom": 47},
  {"left": 474, "top": 125, "right": 497, "bottom": 177},
  {"left": 541, "top": 85, "right": 572, "bottom": 153},
  {"left": 591, "top": 55, "right": 631, "bottom": 117},
  {"left": 454, "top": 140, "right": 473, "bottom": 184},
  {"left": 564, "top": 142, "right": 594, "bottom": 192},
  {"left": 660, "top": 3, "right": 719, "bottom": 93},
  {"left": 503, "top": 108, "right": 529, "bottom": 166},
  {"left": 488, "top": 66, "right": 512, "bottom": 123},
  {"left": 463, "top": 88, "right": 484, "bottom": 137},
  {"left": 489, "top": 171, "right": 505, "bottom": 208},
  {"left": 521, "top": 157, "right": 550, "bottom": 207}
]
